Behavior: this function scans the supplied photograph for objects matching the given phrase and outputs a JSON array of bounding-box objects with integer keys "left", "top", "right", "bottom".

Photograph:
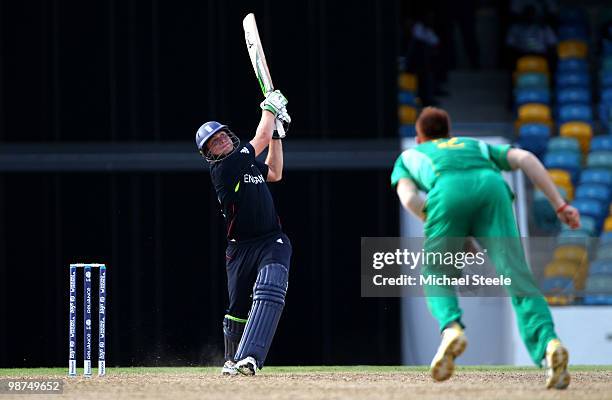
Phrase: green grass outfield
[{"left": 1, "top": 365, "right": 611, "bottom": 376}]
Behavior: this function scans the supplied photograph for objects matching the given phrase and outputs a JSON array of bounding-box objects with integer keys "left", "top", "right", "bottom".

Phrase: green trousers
[{"left": 422, "top": 169, "right": 557, "bottom": 365}]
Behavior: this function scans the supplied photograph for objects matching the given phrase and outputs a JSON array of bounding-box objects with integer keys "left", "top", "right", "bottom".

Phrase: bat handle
[{"left": 275, "top": 119, "right": 285, "bottom": 136}]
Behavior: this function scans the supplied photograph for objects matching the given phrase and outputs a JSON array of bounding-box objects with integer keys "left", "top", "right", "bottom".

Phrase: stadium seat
[
  {"left": 583, "top": 275, "right": 612, "bottom": 304},
  {"left": 589, "top": 259, "right": 612, "bottom": 275},
  {"left": 600, "top": 89, "right": 612, "bottom": 127},
  {"left": 557, "top": 229, "right": 592, "bottom": 248},
  {"left": 518, "top": 103, "right": 552, "bottom": 123},
  {"left": 575, "top": 184, "right": 611, "bottom": 203},
  {"left": 533, "top": 189, "right": 564, "bottom": 230},
  {"left": 545, "top": 260, "right": 579, "bottom": 278},
  {"left": 572, "top": 199, "right": 607, "bottom": 224},
  {"left": 398, "top": 105, "right": 416, "bottom": 124},
  {"left": 595, "top": 244, "right": 612, "bottom": 261},
  {"left": 587, "top": 151, "right": 612, "bottom": 169},
  {"left": 605, "top": 39, "right": 612, "bottom": 57},
  {"left": 558, "top": 24, "right": 588, "bottom": 41},
  {"left": 590, "top": 135, "right": 612, "bottom": 152},
  {"left": 579, "top": 168, "right": 612, "bottom": 186},
  {"left": 515, "top": 88, "right": 550, "bottom": 106},
  {"left": 605, "top": 216, "right": 612, "bottom": 232},
  {"left": 558, "top": 104, "right": 593, "bottom": 124},
  {"left": 559, "top": 122, "right": 592, "bottom": 154},
  {"left": 398, "top": 73, "right": 417, "bottom": 91},
  {"left": 556, "top": 72, "right": 589, "bottom": 88},
  {"left": 559, "top": 7, "right": 587, "bottom": 25},
  {"left": 558, "top": 40, "right": 588, "bottom": 59},
  {"left": 517, "top": 56, "right": 549, "bottom": 74},
  {"left": 601, "top": 231, "right": 612, "bottom": 245},
  {"left": 516, "top": 72, "right": 549, "bottom": 89},
  {"left": 557, "top": 88, "right": 590, "bottom": 105},
  {"left": 398, "top": 91, "right": 416, "bottom": 106},
  {"left": 602, "top": 71, "right": 612, "bottom": 89},
  {"left": 548, "top": 169, "right": 574, "bottom": 199},
  {"left": 603, "top": 56, "right": 612, "bottom": 72},
  {"left": 544, "top": 152, "right": 581, "bottom": 182},
  {"left": 547, "top": 137, "right": 580, "bottom": 153},
  {"left": 399, "top": 124, "right": 416, "bottom": 137},
  {"left": 561, "top": 215, "right": 597, "bottom": 236},
  {"left": 558, "top": 58, "right": 588, "bottom": 73},
  {"left": 517, "top": 124, "right": 550, "bottom": 157}
]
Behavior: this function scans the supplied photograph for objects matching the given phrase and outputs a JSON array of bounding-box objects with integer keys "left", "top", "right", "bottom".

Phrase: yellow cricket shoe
[
  {"left": 545, "top": 339, "right": 570, "bottom": 389},
  {"left": 430, "top": 323, "right": 467, "bottom": 382}
]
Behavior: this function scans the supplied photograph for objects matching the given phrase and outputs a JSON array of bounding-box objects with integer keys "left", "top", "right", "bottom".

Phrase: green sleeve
[
  {"left": 391, "top": 154, "right": 412, "bottom": 186},
  {"left": 487, "top": 144, "right": 512, "bottom": 171}
]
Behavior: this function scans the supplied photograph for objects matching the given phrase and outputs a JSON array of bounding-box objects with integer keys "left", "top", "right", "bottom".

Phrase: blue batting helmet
[{"left": 195, "top": 121, "right": 228, "bottom": 151}]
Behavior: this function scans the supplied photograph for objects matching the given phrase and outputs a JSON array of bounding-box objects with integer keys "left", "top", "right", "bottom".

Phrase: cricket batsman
[
  {"left": 195, "top": 90, "right": 292, "bottom": 376},
  {"left": 391, "top": 107, "right": 580, "bottom": 389}
]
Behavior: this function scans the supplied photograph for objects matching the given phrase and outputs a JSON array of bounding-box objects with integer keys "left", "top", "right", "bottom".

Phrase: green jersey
[{"left": 390, "top": 137, "right": 512, "bottom": 192}]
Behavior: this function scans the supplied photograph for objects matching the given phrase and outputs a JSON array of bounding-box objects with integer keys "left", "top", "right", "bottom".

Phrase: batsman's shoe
[
  {"left": 221, "top": 360, "right": 238, "bottom": 376},
  {"left": 235, "top": 356, "right": 257, "bottom": 376},
  {"left": 545, "top": 339, "right": 570, "bottom": 389},
  {"left": 430, "top": 323, "right": 467, "bottom": 382}
]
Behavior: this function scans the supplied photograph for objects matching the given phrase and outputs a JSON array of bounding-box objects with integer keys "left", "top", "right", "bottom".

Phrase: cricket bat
[{"left": 242, "top": 13, "right": 285, "bottom": 136}]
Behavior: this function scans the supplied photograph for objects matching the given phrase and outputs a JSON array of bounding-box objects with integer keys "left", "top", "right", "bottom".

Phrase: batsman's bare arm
[
  {"left": 396, "top": 178, "right": 426, "bottom": 221},
  {"left": 250, "top": 110, "right": 276, "bottom": 156},
  {"left": 265, "top": 136, "right": 283, "bottom": 182},
  {"left": 507, "top": 148, "right": 581, "bottom": 228}
]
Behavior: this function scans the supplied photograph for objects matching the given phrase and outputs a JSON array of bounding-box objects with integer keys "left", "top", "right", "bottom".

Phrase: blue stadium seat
[
  {"left": 533, "top": 189, "right": 563, "bottom": 231},
  {"left": 557, "top": 88, "right": 590, "bottom": 105},
  {"left": 558, "top": 24, "right": 588, "bottom": 41},
  {"left": 557, "top": 229, "right": 592, "bottom": 247},
  {"left": 603, "top": 56, "right": 612, "bottom": 72},
  {"left": 398, "top": 91, "right": 416, "bottom": 106},
  {"left": 516, "top": 73, "right": 548, "bottom": 89},
  {"left": 595, "top": 246, "right": 612, "bottom": 262},
  {"left": 515, "top": 88, "right": 550, "bottom": 106},
  {"left": 547, "top": 137, "right": 580, "bottom": 153},
  {"left": 589, "top": 259, "right": 612, "bottom": 275},
  {"left": 542, "top": 277, "right": 574, "bottom": 294},
  {"left": 571, "top": 199, "right": 607, "bottom": 224},
  {"left": 559, "top": 104, "right": 593, "bottom": 124},
  {"left": 587, "top": 151, "right": 612, "bottom": 169},
  {"left": 562, "top": 215, "right": 597, "bottom": 236},
  {"left": 600, "top": 89, "right": 612, "bottom": 127},
  {"left": 575, "top": 184, "right": 612, "bottom": 203},
  {"left": 579, "top": 169, "right": 612, "bottom": 186},
  {"left": 602, "top": 71, "right": 612, "bottom": 89},
  {"left": 559, "top": 7, "right": 587, "bottom": 25},
  {"left": 544, "top": 151, "right": 581, "bottom": 182},
  {"left": 399, "top": 124, "right": 416, "bottom": 137},
  {"left": 558, "top": 58, "right": 589, "bottom": 73},
  {"left": 583, "top": 275, "right": 612, "bottom": 305},
  {"left": 556, "top": 72, "right": 589, "bottom": 88},
  {"left": 590, "top": 136, "right": 612, "bottom": 152},
  {"left": 601, "top": 231, "right": 612, "bottom": 245},
  {"left": 517, "top": 124, "right": 550, "bottom": 157}
]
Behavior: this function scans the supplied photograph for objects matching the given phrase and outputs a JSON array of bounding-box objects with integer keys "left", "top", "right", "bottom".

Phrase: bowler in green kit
[{"left": 391, "top": 107, "right": 581, "bottom": 389}]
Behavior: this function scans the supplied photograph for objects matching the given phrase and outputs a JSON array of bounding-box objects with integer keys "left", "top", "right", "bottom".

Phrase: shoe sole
[
  {"left": 431, "top": 334, "right": 467, "bottom": 382},
  {"left": 221, "top": 368, "right": 237, "bottom": 376},
  {"left": 546, "top": 346, "right": 570, "bottom": 389},
  {"left": 236, "top": 364, "right": 256, "bottom": 376}
]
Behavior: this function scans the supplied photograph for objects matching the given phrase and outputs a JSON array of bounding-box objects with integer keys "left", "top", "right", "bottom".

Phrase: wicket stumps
[{"left": 68, "top": 263, "right": 107, "bottom": 377}]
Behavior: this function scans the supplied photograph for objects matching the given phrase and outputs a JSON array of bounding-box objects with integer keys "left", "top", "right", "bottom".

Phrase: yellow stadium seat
[
  {"left": 558, "top": 40, "right": 588, "bottom": 59},
  {"left": 548, "top": 169, "right": 574, "bottom": 200},
  {"left": 605, "top": 216, "right": 612, "bottom": 232},
  {"left": 545, "top": 295, "right": 573, "bottom": 306},
  {"left": 548, "top": 169, "right": 571, "bottom": 187},
  {"left": 560, "top": 122, "right": 593, "bottom": 154},
  {"left": 398, "top": 105, "right": 417, "bottom": 124},
  {"left": 544, "top": 260, "right": 578, "bottom": 278},
  {"left": 518, "top": 103, "right": 552, "bottom": 123},
  {"left": 516, "top": 55, "right": 549, "bottom": 74},
  {"left": 554, "top": 245, "right": 588, "bottom": 265},
  {"left": 398, "top": 73, "right": 417, "bottom": 91}
]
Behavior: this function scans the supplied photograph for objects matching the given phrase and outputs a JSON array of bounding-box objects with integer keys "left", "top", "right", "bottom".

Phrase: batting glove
[
  {"left": 273, "top": 108, "right": 291, "bottom": 139},
  {"left": 260, "top": 90, "right": 288, "bottom": 117}
]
